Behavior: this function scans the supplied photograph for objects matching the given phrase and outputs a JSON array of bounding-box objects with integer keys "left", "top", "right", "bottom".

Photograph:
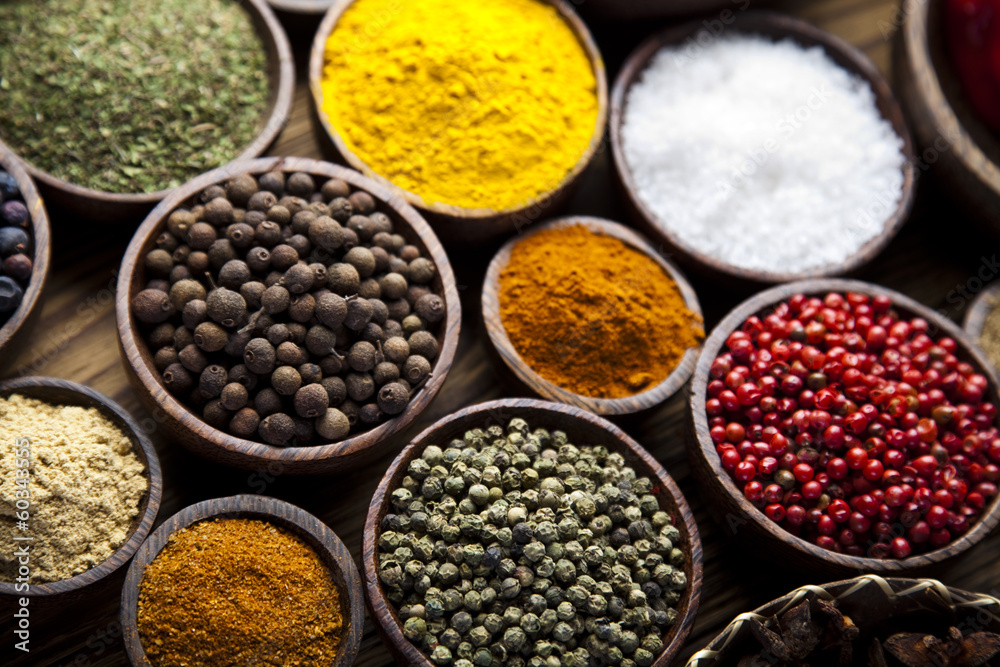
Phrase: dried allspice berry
[
  {"left": 162, "top": 364, "right": 193, "bottom": 393},
  {"left": 415, "top": 294, "right": 445, "bottom": 324},
  {"left": 220, "top": 383, "right": 249, "bottom": 411},
  {"left": 294, "top": 384, "right": 330, "bottom": 419},
  {"left": 134, "top": 289, "right": 173, "bottom": 324},
  {"left": 259, "top": 413, "right": 295, "bottom": 446},
  {"left": 206, "top": 288, "right": 247, "bottom": 328},
  {"left": 272, "top": 366, "right": 303, "bottom": 396},
  {"left": 377, "top": 382, "right": 409, "bottom": 415},
  {"left": 244, "top": 338, "right": 276, "bottom": 375},
  {"left": 136, "top": 172, "right": 446, "bottom": 447},
  {"left": 316, "top": 408, "right": 350, "bottom": 440},
  {"left": 194, "top": 322, "right": 229, "bottom": 352}
]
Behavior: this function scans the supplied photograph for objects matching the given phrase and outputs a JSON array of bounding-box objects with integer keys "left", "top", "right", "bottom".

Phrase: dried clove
[{"left": 885, "top": 626, "right": 1000, "bottom": 667}]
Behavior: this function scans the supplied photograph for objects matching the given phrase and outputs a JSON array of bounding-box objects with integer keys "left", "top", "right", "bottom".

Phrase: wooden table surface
[{"left": 5, "top": 0, "right": 1000, "bottom": 665}]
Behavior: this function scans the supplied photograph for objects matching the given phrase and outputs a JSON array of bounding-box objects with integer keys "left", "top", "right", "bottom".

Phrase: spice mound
[
  {"left": 621, "top": 35, "right": 906, "bottom": 274},
  {"left": 499, "top": 224, "right": 703, "bottom": 399},
  {"left": 707, "top": 291, "right": 1000, "bottom": 559},
  {"left": 0, "top": 0, "right": 270, "bottom": 194},
  {"left": 378, "top": 417, "right": 689, "bottom": 667},
  {"left": 320, "top": 0, "right": 599, "bottom": 212},
  {"left": 137, "top": 518, "right": 344, "bottom": 667},
  {"left": 0, "top": 394, "right": 148, "bottom": 583},
  {"left": 977, "top": 293, "right": 1000, "bottom": 375},
  {"left": 0, "top": 169, "right": 34, "bottom": 322},
  {"left": 132, "top": 170, "right": 446, "bottom": 446}
]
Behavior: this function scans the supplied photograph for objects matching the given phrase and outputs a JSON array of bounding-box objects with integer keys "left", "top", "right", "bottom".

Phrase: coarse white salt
[{"left": 621, "top": 34, "right": 906, "bottom": 274}]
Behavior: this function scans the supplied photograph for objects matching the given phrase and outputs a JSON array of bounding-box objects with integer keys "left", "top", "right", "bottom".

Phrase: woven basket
[{"left": 688, "top": 575, "right": 1000, "bottom": 665}]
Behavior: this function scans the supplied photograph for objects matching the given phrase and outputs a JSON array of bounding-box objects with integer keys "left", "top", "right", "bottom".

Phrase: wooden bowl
[
  {"left": 688, "top": 278, "right": 1000, "bottom": 575},
  {"left": 266, "top": 0, "right": 332, "bottom": 13},
  {"left": 609, "top": 11, "right": 917, "bottom": 286},
  {"left": 116, "top": 156, "right": 461, "bottom": 475},
  {"left": 121, "top": 494, "right": 364, "bottom": 667},
  {"left": 895, "top": 0, "right": 1000, "bottom": 230},
  {"left": 3, "top": 0, "right": 294, "bottom": 224},
  {"left": 962, "top": 281, "right": 1000, "bottom": 379},
  {"left": 482, "top": 216, "right": 704, "bottom": 415},
  {"left": 0, "top": 377, "right": 162, "bottom": 604},
  {"left": 963, "top": 281, "right": 1000, "bottom": 346},
  {"left": 363, "top": 398, "right": 703, "bottom": 667},
  {"left": 687, "top": 575, "right": 1000, "bottom": 665},
  {"left": 584, "top": 0, "right": 743, "bottom": 21},
  {"left": 308, "top": 0, "right": 608, "bottom": 246},
  {"left": 0, "top": 147, "right": 50, "bottom": 376}
]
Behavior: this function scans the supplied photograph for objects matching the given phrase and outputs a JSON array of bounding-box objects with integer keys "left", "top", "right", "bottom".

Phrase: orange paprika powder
[{"left": 499, "top": 224, "right": 703, "bottom": 399}]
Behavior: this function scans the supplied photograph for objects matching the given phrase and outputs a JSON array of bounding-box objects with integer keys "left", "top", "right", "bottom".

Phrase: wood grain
[
  {"left": 116, "top": 157, "right": 462, "bottom": 474},
  {"left": 609, "top": 11, "right": 917, "bottom": 286},
  {"left": 10, "top": 0, "right": 295, "bottom": 223},
  {"left": 688, "top": 278, "right": 1000, "bottom": 575},
  {"left": 361, "top": 399, "right": 703, "bottom": 667},
  {"left": 8, "top": 1, "right": 1000, "bottom": 666},
  {"left": 894, "top": 0, "right": 1000, "bottom": 229},
  {"left": 481, "top": 216, "right": 704, "bottom": 415},
  {"left": 120, "top": 494, "right": 364, "bottom": 667},
  {"left": 0, "top": 377, "right": 162, "bottom": 605},
  {"left": 0, "top": 147, "right": 51, "bottom": 375},
  {"left": 307, "top": 0, "right": 610, "bottom": 246}
]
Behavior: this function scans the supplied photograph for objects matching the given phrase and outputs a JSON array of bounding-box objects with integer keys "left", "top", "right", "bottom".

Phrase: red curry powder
[
  {"left": 137, "top": 518, "right": 344, "bottom": 666},
  {"left": 499, "top": 224, "right": 703, "bottom": 399}
]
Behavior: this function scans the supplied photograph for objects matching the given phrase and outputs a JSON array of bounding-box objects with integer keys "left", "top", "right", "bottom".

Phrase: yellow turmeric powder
[
  {"left": 320, "top": 0, "right": 599, "bottom": 212},
  {"left": 499, "top": 224, "right": 704, "bottom": 399}
]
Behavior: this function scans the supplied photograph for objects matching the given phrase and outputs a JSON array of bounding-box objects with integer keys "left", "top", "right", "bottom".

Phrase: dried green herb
[{"left": 0, "top": 0, "right": 270, "bottom": 194}]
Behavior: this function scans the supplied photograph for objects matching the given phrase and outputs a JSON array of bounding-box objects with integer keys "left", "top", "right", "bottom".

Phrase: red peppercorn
[
  {"left": 826, "top": 457, "right": 848, "bottom": 480},
  {"left": 848, "top": 511, "right": 871, "bottom": 533},
  {"left": 734, "top": 461, "right": 756, "bottom": 483},
  {"left": 765, "top": 504, "right": 786, "bottom": 522},
  {"left": 863, "top": 459, "right": 885, "bottom": 481},
  {"left": 802, "top": 480, "right": 823, "bottom": 500},
  {"left": 890, "top": 537, "right": 911, "bottom": 558},
  {"left": 786, "top": 505, "right": 806, "bottom": 526},
  {"left": 709, "top": 291, "right": 1000, "bottom": 560},
  {"left": 744, "top": 480, "right": 764, "bottom": 502},
  {"left": 925, "top": 504, "right": 949, "bottom": 530},
  {"left": 912, "top": 455, "right": 938, "bottom": 477},
  {"left": 793, "top": 463, "right": 814, "bottom": 483},
  {"left": 845, "top": 447, "right": 868, "bottom": 470}
]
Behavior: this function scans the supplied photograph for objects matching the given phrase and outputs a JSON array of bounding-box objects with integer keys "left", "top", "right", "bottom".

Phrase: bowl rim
[
  {"left": 362, "top": 397, "right": 704, "bottom": 667},
  {"left": 0, "top": 0, "right": 294, "bottom": 206},
  {"left": 609, "top": 9, "right": 918, "bottom": 285},
  {"left": 0, "top": 148, "right": 50, "bottom": 362},
  {"left": 901, "top": 0, "right": 1000, "bottom": 201},
  {"left": 264, "top": 0, "right": 332, "bottom": 13},
  {"left": 686, "top": 573, "right": 1000, "bottom": 665},
  {"left": 689, "top": 277, "right": 1000, "bottom": 572},
  {"left": 119, "top": 493, "right": 365, "bottom": 667},
  {"left": 482, "top": 216, "right": 704, "bottom": 415},
  {"left": 307, "top": 0, "right": 609, "bottom": 222},
  {"left": 962, "top": 281, "right": 1000, "bottom": 342},
  {"left": 116, "top": 156, "right": 462, "bottom": 466},
  {"left": 0, "top": 376, "right": 162, "bottom": 597}
]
